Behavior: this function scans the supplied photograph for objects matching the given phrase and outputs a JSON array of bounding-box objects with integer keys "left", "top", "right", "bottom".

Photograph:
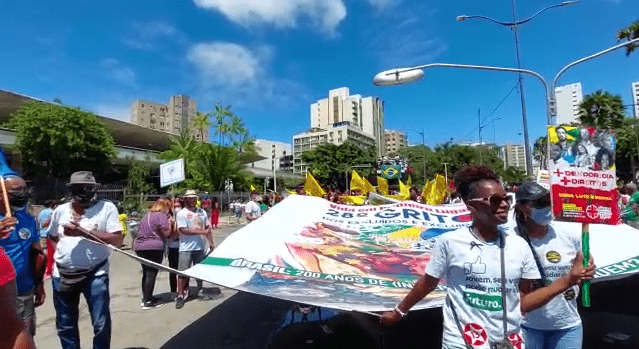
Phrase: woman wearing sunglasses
[
  {"left": 381, "top": 165, "right": 595, "bottom": 349},
  {"left": 512, "top": 182, "right": 589, "bottom": 349}
]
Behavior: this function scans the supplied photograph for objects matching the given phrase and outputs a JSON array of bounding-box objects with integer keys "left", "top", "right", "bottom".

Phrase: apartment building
[
  {"left": 131, "top": 94, "right": 208, "bottom": 142},
  {"left": 385, "top": 130, "right": 407, "bottom": 154}
]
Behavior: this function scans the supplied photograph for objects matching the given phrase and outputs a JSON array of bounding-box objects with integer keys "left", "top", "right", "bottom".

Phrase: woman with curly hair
[{"left": 380, "top": 165, "right": 595, "bottom": 349}]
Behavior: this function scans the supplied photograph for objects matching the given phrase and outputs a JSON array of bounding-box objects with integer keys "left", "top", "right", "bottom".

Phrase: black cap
[{"left": 516, "top": 181, "right": 549, "bottom": 202}]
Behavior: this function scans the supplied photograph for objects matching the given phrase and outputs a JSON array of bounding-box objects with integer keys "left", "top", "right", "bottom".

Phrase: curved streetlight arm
[
  {"left": 459, "top": 1, "right": 578, "bottom": 26},
  {"left": 552, "top": 37, "right": 639, "bottom": 95},
  {"left": 460, "top": 15, "right": 512, "bottom": 26},
  {"left": 388, "top": 63, "right": 551, "bottom": 123}
]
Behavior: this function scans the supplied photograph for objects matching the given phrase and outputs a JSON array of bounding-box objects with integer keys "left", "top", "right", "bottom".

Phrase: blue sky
[{"left": 0, "top": 0, "right": 637, "bottom": 148}]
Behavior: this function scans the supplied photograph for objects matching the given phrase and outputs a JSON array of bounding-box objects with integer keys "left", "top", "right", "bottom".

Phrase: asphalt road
[{"left": 34, "top": 217, "right": 639, "bottom": 349}]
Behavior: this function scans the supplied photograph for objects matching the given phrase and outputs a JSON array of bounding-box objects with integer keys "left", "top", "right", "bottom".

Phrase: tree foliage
[
  {"left": 124, "top": 157, "right": 154, "bottom": 213},
  {"left": 502, "top": 166, "right": 528, "bottom": 186},
  {"left": 186, "top": 143, "right": 253, "bottom": 192},
  {"left": 578, "top": 90, "right": 626, "bottom": 129},
  {"left": 302, "top": 142, "right": 377, "bottom": 190},
  {"left": 161, "top": 133, "right": 254, "bottom": 192},
  {"left": 617, "top": 20, "right": 639, "bottom": 56},
  {"left": 399, "top": 143, "right": 506, "bottom": 187},
  {"left": 9, "top": 101, "right": 116, "bottom": 179}
]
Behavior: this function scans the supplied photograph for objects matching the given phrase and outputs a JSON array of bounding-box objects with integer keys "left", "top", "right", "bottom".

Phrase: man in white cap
[
  {"left": 175, "top": 189, "right": 213, "bottom": 309},
  {"left": 48, "top": 171, "right": 122, "bottom": 349}
]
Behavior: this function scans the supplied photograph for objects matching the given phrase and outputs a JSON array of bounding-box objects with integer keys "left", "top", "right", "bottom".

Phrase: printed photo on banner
[
  {"left": 548, "top": 125, "right": 615, "bottom": 171},
  {"left": 548, "top": 125, "right": 620, "bottom": 225}
]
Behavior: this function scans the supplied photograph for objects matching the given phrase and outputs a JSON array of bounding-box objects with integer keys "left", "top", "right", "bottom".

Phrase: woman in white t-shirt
[
  {"left": 512, "top": 182, "right": 587, "bottom": 349},
  {"left": 380, "top": 165, "right": 595, "bottom": 349}
]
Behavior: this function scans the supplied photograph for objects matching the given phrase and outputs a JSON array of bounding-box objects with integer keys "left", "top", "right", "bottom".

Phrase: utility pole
[
  {"left": 478, "top": 108, "right": 483, "bottom": 164},
  {"left": 511, "top": 0, "right": 533, "bottom": 175},
  {"left": 443, "top": 162, "right": 449, "bottom": 183}
]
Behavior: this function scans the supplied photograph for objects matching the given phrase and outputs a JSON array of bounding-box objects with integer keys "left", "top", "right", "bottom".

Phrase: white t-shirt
[
  {"left": 48, "top": 201, "right": 122, "bottom": 277},
  {"left": 245, "top": 201, "right": 261, "bottom": 219},
  {"left": 513, "top": 223, "right": 582, "bottom": 330},
  {"left": 176, "top": 207, "right": 210, "bottom": 252},
  {"left": 426, "top": 227, "right": 540, "bottom": 349}
]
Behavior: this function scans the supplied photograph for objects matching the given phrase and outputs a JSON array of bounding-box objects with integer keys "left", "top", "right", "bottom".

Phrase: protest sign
[
  {"left": 548, "top": 126, "right": 620, "bottom": 225},
  {"left": 160, "top": 158, "right": 185, "bottom": 188}
]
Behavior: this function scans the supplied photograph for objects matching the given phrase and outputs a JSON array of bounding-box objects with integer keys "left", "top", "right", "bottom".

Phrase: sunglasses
[
  {"left": 467, "top": 195, "right": 513, "bottom": 208},
  {"left": 525, "top": 195, "right": 551, "bottom": 208}
]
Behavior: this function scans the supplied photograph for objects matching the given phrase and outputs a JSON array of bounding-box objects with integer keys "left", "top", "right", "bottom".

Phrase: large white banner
[{"left": 184, "top": 196, "right": 639, "bottom": 312}]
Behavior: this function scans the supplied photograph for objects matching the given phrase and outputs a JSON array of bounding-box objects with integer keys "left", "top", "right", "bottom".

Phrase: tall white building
[
  {"left": 555, "top": 83, "right": 583, "bottom": 125},
  {"left": 293, "top": 124, "right": 376, "bottom": 175},
  {"left": 310, "top": 87, "right": 385, "bottom": 156},
  {"left": 632, "top": 81, "right": 639, "bottom": 118},
  {"left": 500, "top": 144, "right": 527, "bottom": 171},
  {"left": 249, "top": 139, "right": 292, "bottom": 171}
]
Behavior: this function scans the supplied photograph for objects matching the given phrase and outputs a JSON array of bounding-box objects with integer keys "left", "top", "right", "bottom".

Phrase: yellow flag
[
  {"left": 424, "top": 174, "right": 448, "bottom": 205},
  {"left": 377, "top": 177, "right": 388, "bottom": 195},
  {"left": 305, "top": 173, "right": 326, "bottom": 197},
  {"left": 250, "top": 184, "right": 257, "bottom": 192},
  {"left": 399, "top": 180, "right": 410, "bottom": 199},
  {"left": 390, "top": 180, "right": 410, "bottom": 200},
  {"left": 340, "top": 195, "right": 366, "bottom": 205},
  {"left": 421, "top": 180, "right": 433, "bottom": 203},
  {"left": 363, "top": 178, "right": 375, "bottom": 195},
  {"left": 350, "top": 170, "right": 365, "bottom": 192}
]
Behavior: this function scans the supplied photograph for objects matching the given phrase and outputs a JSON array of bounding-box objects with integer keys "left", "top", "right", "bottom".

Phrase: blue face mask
[{"left": 531, "top": 206, "right": 553, "bottom": 225}]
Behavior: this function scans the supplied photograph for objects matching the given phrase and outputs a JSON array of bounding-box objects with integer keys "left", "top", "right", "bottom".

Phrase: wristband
[{"left": 394, "top": 305, "right": 406, "bottom": 318}]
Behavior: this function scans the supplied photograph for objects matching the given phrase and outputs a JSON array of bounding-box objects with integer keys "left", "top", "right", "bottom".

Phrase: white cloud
[
  {"left": 187, "top": 42, "right": 263, "bottom": 87},
  {"left": 365, "top": 6, "right": 447, "bottom": 68},
  {"left": 123, "top": 21, "right": 181, "bottom": 50},
  {"left": 186, "top": 41, "right": 310, "bottom": 110},
  {"left": 366, "top": 0, "right": 396, "bottom": 9},
  {"left": 100, "top": 59, "right": 137, "bottom": 87},
  {"left": 193, "top": 0, "right": 347, "bottom": 35},
  {"left": 94, "top": 104, "right": 131, "bottom": 122}
]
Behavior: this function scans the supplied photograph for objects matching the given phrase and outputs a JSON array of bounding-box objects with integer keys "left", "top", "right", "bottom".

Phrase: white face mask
[{"left": 530, "top": 206, "right": 553, "bottom": 225}]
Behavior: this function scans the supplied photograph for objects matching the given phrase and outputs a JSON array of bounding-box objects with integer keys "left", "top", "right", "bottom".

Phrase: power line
[{"left": 461, "top": 83, "right": 519, "bottom": 142}]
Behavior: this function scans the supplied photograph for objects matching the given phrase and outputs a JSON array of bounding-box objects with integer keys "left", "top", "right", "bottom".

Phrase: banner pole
[{"left": 581, "top": 222, "right": 591, "bottom": 307}]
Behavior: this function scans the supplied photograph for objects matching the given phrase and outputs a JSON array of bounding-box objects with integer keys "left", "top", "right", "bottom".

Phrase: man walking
[
  {"left": 244, "top": 193, "right": 261, "bottom": 222},
  {"left": 48, "top": 171, "right": 123, "bottom": 349},
  {"left": 175, "top": 189, "right": 213, "bottom": 309},
  {"left": 0, "top": 175, "right": 46, "bottom": 337}
]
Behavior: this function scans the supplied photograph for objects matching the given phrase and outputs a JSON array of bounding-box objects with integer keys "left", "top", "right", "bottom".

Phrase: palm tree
[
  {"left": 193, "top": 112, "right": 210, "bottom": 142},
  {"left": 533, "top": 136, "right": 548, "bottom": 170},
  {"left": 578, "top": 90, "right": 626, "bottom": 130},
  {"left": 161, "top": 128, "right": 195, "bottom": 172},
  {"left": 617, "top": 20, "right": 639, "bottom": 56},
  {"left": 212, "top": 104, "right": 233, "bottom": 145},
  {"left": 228, "top": 114, "right": 244, "bottom": 144}
]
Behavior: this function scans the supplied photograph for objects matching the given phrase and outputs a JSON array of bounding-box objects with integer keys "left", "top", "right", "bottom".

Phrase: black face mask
[
  {"left": 71, "top": 186, "right": 98, "bottom": 207},
  {"left": 9, "top": 190, "right": 29, "bottom": 209}
]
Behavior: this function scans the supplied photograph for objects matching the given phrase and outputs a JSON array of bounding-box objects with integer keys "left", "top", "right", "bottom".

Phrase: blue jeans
[
  {"left": 522, "top": 324, "right": 582, "bottom": 349},
  {"left": 52, "top": 273, "right": 111, "bottom": 349}
]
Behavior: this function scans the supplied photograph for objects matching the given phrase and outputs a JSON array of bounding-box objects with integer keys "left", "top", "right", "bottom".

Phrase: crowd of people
[{"left": 0, "top": 164, "right": 604, "bottom": 349}]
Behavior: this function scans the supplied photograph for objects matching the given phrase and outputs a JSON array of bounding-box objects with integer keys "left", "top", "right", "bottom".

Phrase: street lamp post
[
  {"left": 405, "top": 128, "right": 426, "bottom": 183},
  {"left": 457, "top": 1, "right": 579, "bottom": 177},
  {"left": 373, "top": 36, "right": 639, "bottom": 138},
  {"left": 346, "top": 164, "right": 373, "bottom": 192}
]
